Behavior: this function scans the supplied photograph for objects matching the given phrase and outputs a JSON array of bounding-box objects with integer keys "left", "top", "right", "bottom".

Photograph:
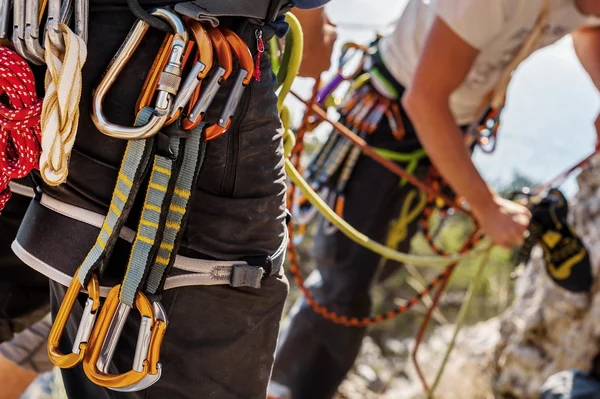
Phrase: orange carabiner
[
  {"left": 167, "top": 18, "right": 215, "bottom": 124},
  {"left": 48, "top": 270, "right": 100, "bottom": 369},
  {"left": 83, "top": 285, "right": 167, "bottom": 391},
  {"left": 204, "top": 28, "right": 255, "bottom": 141},
  {"left": 182, "top": 26, "right": 234, "bottom": 131}
]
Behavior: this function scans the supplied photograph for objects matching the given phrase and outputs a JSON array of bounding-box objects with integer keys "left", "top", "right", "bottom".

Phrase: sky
[{"left": 286, "top": 0, "right": 600, "bottom": 197}]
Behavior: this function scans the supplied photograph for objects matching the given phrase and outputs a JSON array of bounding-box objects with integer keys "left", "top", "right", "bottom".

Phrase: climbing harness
[
  {"left": 0, "top": 46, "right": 43, "bottom": 212},
  {"left": 46, "top": 7, "right": 274, "bottom": 391}
]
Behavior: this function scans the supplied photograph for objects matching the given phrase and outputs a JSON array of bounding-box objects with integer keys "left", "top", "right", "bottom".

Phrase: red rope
[{"left": 0, "top": 46, "right": 43, "bottom": 210}]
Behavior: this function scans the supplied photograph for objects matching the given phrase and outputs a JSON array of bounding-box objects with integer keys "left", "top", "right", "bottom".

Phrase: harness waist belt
[
  {"left": 13, "top": 196, "right": 286, "bottom": 294},
  {"left": 174, "top": 0, "right": 291, "bottom": 25}
]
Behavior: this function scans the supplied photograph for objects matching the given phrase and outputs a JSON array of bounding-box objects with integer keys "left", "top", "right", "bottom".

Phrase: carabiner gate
[
  {"left": 48, "top": 270, "right": 100, "bottom": 369},
  {"left": 83, "top": 285, "right": 167, "bottom": 391},
  {"left": 204, "top": 28, "right": 255, "bottom": 141},
  {"left": 182, "top": 25, "right": 233, "bottom": 130},
  {"left": 168, "top": 18, "right": 214, "bottom": 122},
  {"left": 91, "top": 8, "right": 188, "bottom": 140}
]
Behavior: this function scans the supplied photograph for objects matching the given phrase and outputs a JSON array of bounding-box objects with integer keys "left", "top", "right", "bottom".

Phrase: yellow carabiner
[
  {"left": 48, "top": 270, "right": 100, "bottom": 369},
  {"left": 83, "top": 285, "right": 167, "bottom": 391},
  {"left": 91, "top": 8, "right": 189, "bottom": 140}
]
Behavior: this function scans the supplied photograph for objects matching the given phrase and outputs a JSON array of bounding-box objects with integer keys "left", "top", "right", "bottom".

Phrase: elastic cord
[{"left": 127, "top": 0, "right": 172, "bottom": 33}]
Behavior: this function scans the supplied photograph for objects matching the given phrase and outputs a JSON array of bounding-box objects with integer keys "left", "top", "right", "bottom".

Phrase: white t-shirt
[{"left": 378, "top": 0, "right": 600, "bottom": 125}]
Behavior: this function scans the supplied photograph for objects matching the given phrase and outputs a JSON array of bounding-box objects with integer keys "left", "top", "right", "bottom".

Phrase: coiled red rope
[{"left": 0, "top": 46, "right": 43, "bottom": 210}]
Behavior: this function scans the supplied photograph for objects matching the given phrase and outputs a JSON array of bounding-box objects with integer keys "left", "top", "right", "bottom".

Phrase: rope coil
[{"left": 0, "top": 46, "right": 43, "bottom": 211}]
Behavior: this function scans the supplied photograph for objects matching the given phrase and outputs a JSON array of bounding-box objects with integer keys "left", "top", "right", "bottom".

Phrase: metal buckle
[
  {"left": 83, "top": 285, "right": 167, "bottom": 391},
  {"left": 182, "top": 25, "right": 233, "bottom": 131},
  {"left": 204, "top": 28, "right": 254, "bottom": 141},
  {"left": 91, "top": 8, "right": 188, "bottom": 140},
  {"left": 48, "top": 270, "right": 100, "bottom": 368}
]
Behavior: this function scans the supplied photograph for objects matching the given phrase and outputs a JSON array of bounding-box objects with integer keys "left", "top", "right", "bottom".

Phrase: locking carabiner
[
  {"left": 83, "top": 285, "right": 167, "bottom": 391},
  {"left": 182, "top": 25, "right": 233, "bottom": 131},
  {"left": 204, "top": 28, "right": 255, "bottom": 141},
  {"left": 167, "top": 18, "right": 214, "bottom": 123},
  {"left": 48, "top": 270, "right": 100, "bottom": 369},
  {"left": 91, "top": 8, "right": 188, "bottom": 140}
]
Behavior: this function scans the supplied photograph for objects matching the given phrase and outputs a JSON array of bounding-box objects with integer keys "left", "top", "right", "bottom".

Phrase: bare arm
[
  {"left": 403, "top": 17, "right": 530, "bottom": 247},
  {"left": 573, "top": 26, "right": 600, "bottom": 147},
  {"left": 292, "top": 7, "right": 336, "bottom": 79}
]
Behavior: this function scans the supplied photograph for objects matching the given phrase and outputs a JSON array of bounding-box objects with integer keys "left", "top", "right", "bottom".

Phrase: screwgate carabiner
[
  {"left": 48, "top": 270, "right": 100, "bottom": 369},
  {"left": 83, "top": 285, "right": 167, "bottom": 391},
  {"left": 91, "top": 8, "right": 188, "bottom": 140}
]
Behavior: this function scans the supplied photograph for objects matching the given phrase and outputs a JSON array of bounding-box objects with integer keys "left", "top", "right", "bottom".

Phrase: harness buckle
[
  {"left": 91, "top": 8, "right": 188, "bottom": 140},
  {"left": 204, "top": 28, "right": 254, "bottom": 141},
  {"left": 48, "top": 270, "right": 100, "bottom": 368},
  {"left": 83, "top": 285, "right": 167, "bottom": 391}
]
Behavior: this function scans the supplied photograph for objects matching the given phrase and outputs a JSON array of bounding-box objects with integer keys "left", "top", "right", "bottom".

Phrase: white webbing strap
[{"left": 39, "top": 23, "right": 87, "bottom": 186}]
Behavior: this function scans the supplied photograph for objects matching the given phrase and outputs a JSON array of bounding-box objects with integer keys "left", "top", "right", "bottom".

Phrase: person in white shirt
[{"left": 269, "top": 1, "right": 600, "bottom": 398}]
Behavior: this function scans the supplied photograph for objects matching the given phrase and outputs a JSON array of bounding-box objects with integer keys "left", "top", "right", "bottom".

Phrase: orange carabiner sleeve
[
  {"left": 206, "top": 26, "right": 233, "bottom": 81},
  {"left": 221, "top": 28, "right": 254, "bottom": 84}
]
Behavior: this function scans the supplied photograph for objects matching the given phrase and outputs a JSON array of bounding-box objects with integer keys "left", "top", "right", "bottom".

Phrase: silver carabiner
[
  {"left": 74, "top": 0, "right": 87, "bottom": 43},
  {"left": 0, "top": 0, "right": 10, "bottom": 40},
  {"left": 23, "top": 0, "right": 46, "bottom": 64},
  {"left": 12, "top": 0, "right": 31, "bottom": 62},
  {"left": 91, "top": 8, "right": 188, "bottom": 140}
]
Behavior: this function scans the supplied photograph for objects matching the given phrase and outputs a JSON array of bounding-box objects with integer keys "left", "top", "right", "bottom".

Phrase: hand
[
  {"left": 472, "top": 195, "right": 531, "bottom": 249},
  {"left": 293, "top": 8, "right": 337, "bottom": 80}
]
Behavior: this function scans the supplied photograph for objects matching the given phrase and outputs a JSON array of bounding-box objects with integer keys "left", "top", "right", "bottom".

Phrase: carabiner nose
[
  {"left": 83, "top": 286, "right": 167, "bottom": 391},
  {"left": 204, "top": 28, "right": 255, "bottom": 141},
  {"left": 48, "top": 270, "right": 100, "bottom": 369},
  {"left": 91, "top": 8, "right": 188, "bottom": 140}
]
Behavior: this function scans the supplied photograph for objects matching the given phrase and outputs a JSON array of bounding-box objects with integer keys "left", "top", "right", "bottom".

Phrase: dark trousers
[
  {"left": 0, "top": 189, "right": 49, "bottom": 342},
  {"left": 271, "top": 92, "right": 427, "bottom": 399}
]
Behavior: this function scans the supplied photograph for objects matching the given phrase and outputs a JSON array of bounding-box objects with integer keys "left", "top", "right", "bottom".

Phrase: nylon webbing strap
[
  {"left": 145, "top": 124, "right": 206, "bottom": 296},
  {"left": 77, "top": 108, "right": 155, "bottom": 286},
  {"left": 119, "top": 136, "right": 183, "bottom": 307}
]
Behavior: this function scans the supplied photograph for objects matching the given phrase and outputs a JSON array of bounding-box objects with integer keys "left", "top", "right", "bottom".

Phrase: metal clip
[
  {"left": 0, "top": 0, "right": 10, "bottom": 40},
  {"left": 182, "top": 25, "right": 233, "bottom": 131},
  {"left": 168, "top": 18, "right": 213, "bottom": 121},
  {"left": 83, "top": 286, "right": 167, "bottom": 391},
  {"left": 204, "top": 28, "right": 254, "bottom": 141},
  {"left": 23, "top": 0, "right": 46, "bottom": 64},
  {"left": 47, "top": 270, "right": 100, "bottom": 369},
  {"left": 91, "top": 8, "right": 188, "bottom": 140}
]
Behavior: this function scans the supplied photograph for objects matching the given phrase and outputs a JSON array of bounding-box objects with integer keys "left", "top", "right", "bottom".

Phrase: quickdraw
[{"left": 0, "top": 46, "right": 43, "bottom": 212}]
